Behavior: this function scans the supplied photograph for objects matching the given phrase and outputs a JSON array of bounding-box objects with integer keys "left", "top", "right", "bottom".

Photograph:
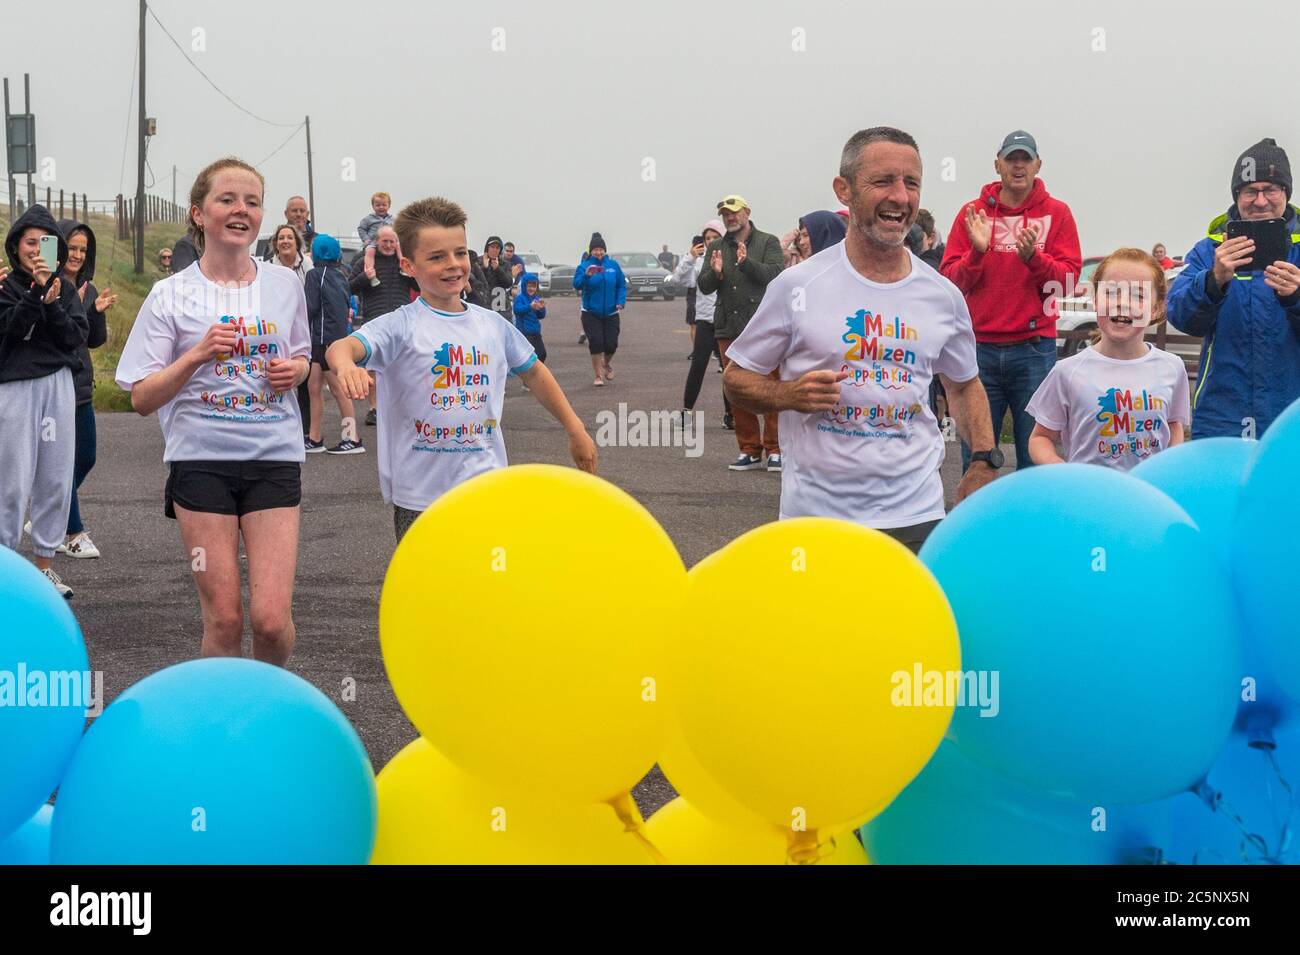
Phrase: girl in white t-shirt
[
  {"left": 115, "top": 157, "right": 312, "bottom": 665},
  {"left": 1027, "top": 248, "right": 1189, "bottom": 470}
]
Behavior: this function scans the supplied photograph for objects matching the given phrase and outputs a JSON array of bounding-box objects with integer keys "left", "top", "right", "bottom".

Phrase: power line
[
  {"left": 146, "top": 7, "right": 300, "bottom": 128},
  {"left": 254, "top": 123, "right": 306, "bottom": 167}
]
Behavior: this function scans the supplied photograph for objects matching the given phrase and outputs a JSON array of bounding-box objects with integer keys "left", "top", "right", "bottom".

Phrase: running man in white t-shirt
[
  {"left": 326, "top": 196, "right": 598, "bottom": 542},
  {"left": 1027, "top": 248, "right": 1190, "bottom": 468},
  {"left": 115, "top": 158, "right": 312, "bottom": 665},
  {"left": 723, "top": 127, "right": 1002, "bottom": 552}
]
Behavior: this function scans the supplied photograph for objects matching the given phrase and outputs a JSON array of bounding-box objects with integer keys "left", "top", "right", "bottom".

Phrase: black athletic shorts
[
  {"left": 311, "top": 342, "right": 331, "bottom": 371},
  {"left": 164, "top": 460, "right": 302, "bottom": 519}
]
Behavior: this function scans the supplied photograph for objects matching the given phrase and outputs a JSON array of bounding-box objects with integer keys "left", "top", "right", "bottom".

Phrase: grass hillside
[{"left": 1, "top": 207, "right": 185, "bottom": 411}]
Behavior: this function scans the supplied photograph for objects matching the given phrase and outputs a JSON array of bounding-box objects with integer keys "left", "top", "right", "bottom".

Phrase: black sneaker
[
  {"left": 729, "top": 454, "right": 765, "bottom": 471},
  {"left": 305, "top": 438, "right": 326, "bottom": 453},
  {"left": 766, "top": 453, "right": 783, "bottom": 472},
  {"left": 578, "top": 334, "right": 587, "bottom": 344},
  {"left": 365, "top": 409, "right": 377, "bottom": 426},
  {"left": 326, "top": 439, "right": 366, "bottom": 455},
  {"left": 722, "top": 414, "right": 734, "bottom": 431}
]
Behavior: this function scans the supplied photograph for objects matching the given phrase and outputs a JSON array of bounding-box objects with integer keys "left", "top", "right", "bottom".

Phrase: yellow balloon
[
  {"left": 668, "top": 518, "right": 960, "bottom": 836},
  {"left": 645, "top": 797, "right": 870, "bottom": 865},
  {"left": 371, "top": 738, "right": 655, "bottom": 864},
  {"left": 659, "top": 712, "right": 767, "bottom": 830},
  {"left": 380, "top": 465, "right": 685, "bottom": 804}
]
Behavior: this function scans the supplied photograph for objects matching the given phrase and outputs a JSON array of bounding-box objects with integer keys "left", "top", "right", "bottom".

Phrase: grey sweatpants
[{"left": 0, "top": 368, "right": 76, "bottom": 559}]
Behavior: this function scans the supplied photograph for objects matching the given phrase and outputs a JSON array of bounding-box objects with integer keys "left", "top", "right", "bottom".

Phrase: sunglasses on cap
[{"left": 717, "top": 196, "right": 748, "bottom": 212}]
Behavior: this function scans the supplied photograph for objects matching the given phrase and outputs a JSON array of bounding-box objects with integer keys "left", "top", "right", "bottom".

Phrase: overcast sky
[{"left": 5, "top": 0, "right": 1298, "bottom": 263}]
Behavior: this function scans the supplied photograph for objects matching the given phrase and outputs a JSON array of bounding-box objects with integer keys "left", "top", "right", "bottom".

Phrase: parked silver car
[{"left": 611, "top": 252, "right": 675, "bottom": 300}]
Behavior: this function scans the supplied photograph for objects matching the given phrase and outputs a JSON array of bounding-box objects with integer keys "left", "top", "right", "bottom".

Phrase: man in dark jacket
[
  {"left": 480, "top": 236, "right": 514, "bottom": 320},
  {"left": 169, "top": 230, "right": 200, "bottom": 272},
  {"left": 0, "top": 205, "right": 88, "bottom": 597},
  {"left": 347, "top": 225, "right": 418, "bottom": 426},
  {"left": 697, "top": 194, "right": 785, "bottom": 471},
  {"left": 1168, "top": 138, "right": 1300, "bottom": 439}
]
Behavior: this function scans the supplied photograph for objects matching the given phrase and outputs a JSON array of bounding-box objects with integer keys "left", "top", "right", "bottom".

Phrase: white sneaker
[
  {"left": 42, "top": 567, "right": 73, "bottom": 599},
  {"left": 62, "top": 532, "right": 100, "bottom": 559}
]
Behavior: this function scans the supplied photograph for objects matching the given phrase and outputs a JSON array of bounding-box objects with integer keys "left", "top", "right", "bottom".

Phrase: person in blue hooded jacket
[
  {"left": 304, "top": 234, "right": 365, "bottom": 455},
  {"left": 1168, "top": 138, "right": 1300, "bottom": 438},
  {"left": 512, "top": 271, "right": 548, "bottom": 364},
  {"left": 572, "top": 232, "right": 626, "bottom": 386}
]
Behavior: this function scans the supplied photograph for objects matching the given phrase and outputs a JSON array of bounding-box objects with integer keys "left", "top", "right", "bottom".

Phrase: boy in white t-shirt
[
  {"left": 1027, "top": 249, "right": 1189, "bottom": 469},
  {"left": 722, "top": 127, "right": 1003, "bottom": 552},
  {"left": 326, "top": 196, "right": 597, "bottom": 541}
]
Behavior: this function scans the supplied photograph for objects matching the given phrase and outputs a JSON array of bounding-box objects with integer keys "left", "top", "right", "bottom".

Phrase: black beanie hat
[
  {"left": 588, "top": 232, "right": 606, "bottom": 252},
  {"left": 1232, "top": 138, "right": 1293, "bottom": 200}
]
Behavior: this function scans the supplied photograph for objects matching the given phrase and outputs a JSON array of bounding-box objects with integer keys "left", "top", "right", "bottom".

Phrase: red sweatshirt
[{"left": 940, "top": 178, "right": 1082, "bottom": 343}]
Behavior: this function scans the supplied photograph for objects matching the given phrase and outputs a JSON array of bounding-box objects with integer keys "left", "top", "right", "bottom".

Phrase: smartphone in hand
[
  {"left": 39, "top": 234, "right": 59, "bottom": 273},
  {"left": 1226, "top": 218, "right": 1289, "bottom": 274}
]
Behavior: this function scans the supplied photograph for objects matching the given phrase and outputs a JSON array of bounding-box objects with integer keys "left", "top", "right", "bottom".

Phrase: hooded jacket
[
  {"left": 56, "top": 219, "right": 109, "bottom": 404},
  {"left": 695, "top": 220, "right": 785, "bottom": 340},
  {"left": 0, "top": 205, "right": 87, "bottom": 384},
  {"left": 1167, "top": 204, "right": 1300, "bottom": 438},
  {"left": 801, "top": 210, "right": 847, "bottom": 257},
  {"left": 572, "top": 253, "right": 627, "bottom": 317},
  {"left": 464, "top": 250, "right": 491, "bottom": 309},
  {"left": 304, "top": 239, "right": 352, "bottom": 346},
  {"left": 940, "top": 178, "right": 1082, "bottom": 343},
  {"left": 512, "top": 273, "right": 547, "bottom": 335}
]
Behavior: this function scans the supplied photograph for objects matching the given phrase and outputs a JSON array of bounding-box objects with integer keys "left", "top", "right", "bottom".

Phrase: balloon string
[
  {"left": 1214, "top": 796, "right": 1272, "bottom": 860},
  {"left": 607, "top": 792, "right": 669, "bottom": 865},
  {"left": 785, "top": 829, "right": 833, "bottom": 865},
  {"left": 1263, "top": 749, "right": 1297, "bottom": 861}
]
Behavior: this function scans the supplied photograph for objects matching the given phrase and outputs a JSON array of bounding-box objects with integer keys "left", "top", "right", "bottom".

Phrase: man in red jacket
[{"left": 941, "top": 130, "right": 1081, "bottom": 470}]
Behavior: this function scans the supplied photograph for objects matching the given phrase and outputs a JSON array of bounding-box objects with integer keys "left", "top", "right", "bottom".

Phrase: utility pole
[
  {"left": 2, "top": 78, "right": 13, "bottom": 224},
  {"left": 172, "top": 163, "right": 176, "bottom": 206},
  {"left": 134, "top": 0, "right": 146, "bottom": 273},
  {"left": 304, "top": 115, "right": 316, "bottom": 230},
  {"left": 23, "top": 74, "right": 33, "bottom": 209}
]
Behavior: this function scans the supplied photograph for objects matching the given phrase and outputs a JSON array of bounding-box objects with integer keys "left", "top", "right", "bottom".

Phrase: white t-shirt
[
  {"left": 725, "top": 245, "right": 978, "bottom": 529},
  {"left": 353, "top": 297, "right": 538, "bottom": 511},
  {"left": 115, "top": 259, "right": 312, "bottom": 462},
  {"left": 1026, "top": 344, "right": 1190, "bottom": 470}
]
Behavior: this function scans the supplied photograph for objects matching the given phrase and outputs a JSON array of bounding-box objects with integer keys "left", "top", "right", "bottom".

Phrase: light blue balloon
[
  {"left": 861, "top": 741, "right": 1167, "bottom": 864},
  {"left": 0, "top": 804, "right": 53, "bottom": 865},
  {"left": 50, "top": 658, "right": 376, "bottom": 864},
  {"left": 1142, "top": 725, "right": 1300, "bottom": 864},
  {"left": 1233, "top": 397, "right": 1300, "bottom": 712},
  {"left": 0, "top": 546, "right": 89, "bottom": 839},
  {"left": 920, "top": 464, "right": 1240, "bottom": 804},
  {"left": 1130, "top": 437, "right": 1257, "bottom": 561}
]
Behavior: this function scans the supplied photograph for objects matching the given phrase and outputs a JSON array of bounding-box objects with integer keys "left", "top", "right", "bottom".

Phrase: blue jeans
[
  {"left": 67, "top": 401, "right": 97, "bottom": 535},
  {"left": 960, "top": 337, "right": 1056, "bottom": 472}
]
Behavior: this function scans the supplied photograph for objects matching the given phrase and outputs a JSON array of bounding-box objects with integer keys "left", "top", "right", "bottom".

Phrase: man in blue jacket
[{"left": 1168, "top": 138, "right": 1300, "bottom": 438}]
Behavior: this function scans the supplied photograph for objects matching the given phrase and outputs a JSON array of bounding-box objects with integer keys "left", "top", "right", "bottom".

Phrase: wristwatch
[{"left": 970, "top": 447, "right": 1005, "bottom": 470}]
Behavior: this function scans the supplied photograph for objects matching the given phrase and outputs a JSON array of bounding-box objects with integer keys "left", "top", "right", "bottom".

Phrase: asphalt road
[{"left": 54, "top": 292, "right": 999, "bottom": 816}]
